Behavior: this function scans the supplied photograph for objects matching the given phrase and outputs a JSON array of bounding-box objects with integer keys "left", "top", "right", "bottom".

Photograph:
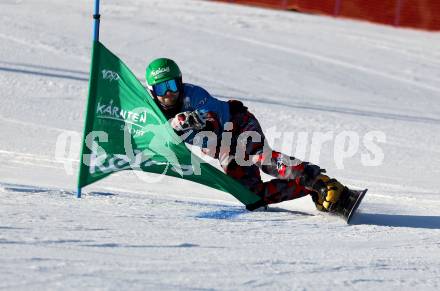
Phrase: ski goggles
[{"left": 152, "top": 79, "right": 179, "bottom": 96}]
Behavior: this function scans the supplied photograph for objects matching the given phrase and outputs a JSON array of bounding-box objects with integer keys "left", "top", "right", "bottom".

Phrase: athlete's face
[{"left": 156, "top": 90, "right": 180, "bottom": 106}]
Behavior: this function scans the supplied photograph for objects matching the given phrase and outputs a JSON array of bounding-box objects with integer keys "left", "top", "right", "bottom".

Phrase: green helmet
[{"left": 146, "top": 58, "right": 182, "bottom": 87}]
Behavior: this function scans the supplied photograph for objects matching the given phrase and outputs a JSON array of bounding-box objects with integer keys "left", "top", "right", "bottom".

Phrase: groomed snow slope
[{"left": 1, "top": 0, "right": 440, "bottom": 289}]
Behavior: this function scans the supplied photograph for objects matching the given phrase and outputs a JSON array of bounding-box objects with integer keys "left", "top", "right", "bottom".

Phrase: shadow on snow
[
  {"left": 0, "top": 182, "right": 116, "bottom": 197},
  {"left": 196, "top": 206, "right": 313, "bottom": 220},
  {"left": 351, "top": 212, "right": 440, "bottom": 229}
]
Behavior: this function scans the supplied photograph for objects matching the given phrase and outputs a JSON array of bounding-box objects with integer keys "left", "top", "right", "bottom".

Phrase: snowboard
[{"left": 329, "top": 188, "right": 368, "bottom": 224}]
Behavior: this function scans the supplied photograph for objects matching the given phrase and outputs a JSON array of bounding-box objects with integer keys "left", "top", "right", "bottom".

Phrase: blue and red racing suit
[{"left": 168, "top": 83, "right": 321, "bottom": 205}]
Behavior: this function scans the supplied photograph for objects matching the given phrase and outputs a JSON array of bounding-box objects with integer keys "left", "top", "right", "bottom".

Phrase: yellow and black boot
[{"left": 310, "top": 175, "right": 347, "bottom": 213}]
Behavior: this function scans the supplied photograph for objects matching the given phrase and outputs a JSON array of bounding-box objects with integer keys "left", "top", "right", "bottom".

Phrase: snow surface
[{"left": 1, "top": 0, "right": 440, "bottom": 289}]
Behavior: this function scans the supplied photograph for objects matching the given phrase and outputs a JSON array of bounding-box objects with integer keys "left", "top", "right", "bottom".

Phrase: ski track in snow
[
  {"left": 1, "top": 0, "right": 440, "bottom": 290},
  {"left": 215, "top": 94, "right": 440, "bottom": 125}
]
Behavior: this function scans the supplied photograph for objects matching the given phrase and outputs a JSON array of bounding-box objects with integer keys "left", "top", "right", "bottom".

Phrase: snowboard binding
[{"left": 327, "top": 188, "right": 368, "bottom": 223}]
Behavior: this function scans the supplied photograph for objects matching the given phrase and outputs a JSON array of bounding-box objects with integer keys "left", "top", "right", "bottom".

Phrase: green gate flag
[{"left": 77, "top": 41, "right": 264, "bottom": 209}]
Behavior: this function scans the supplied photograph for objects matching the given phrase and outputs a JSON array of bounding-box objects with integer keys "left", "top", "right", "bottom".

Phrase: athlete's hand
[{"left": 171, "top": 110, "right": 207, "bottom": 131}]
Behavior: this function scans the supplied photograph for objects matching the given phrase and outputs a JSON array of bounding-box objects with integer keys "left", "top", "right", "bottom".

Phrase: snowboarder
[{"left": 145, "top": 58, "right": 347, "bottom": 213}]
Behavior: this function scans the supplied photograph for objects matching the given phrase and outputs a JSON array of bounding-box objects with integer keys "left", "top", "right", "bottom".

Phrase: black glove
[{"left": 302, "top": 163, "right": 325, "bottom": 187}]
